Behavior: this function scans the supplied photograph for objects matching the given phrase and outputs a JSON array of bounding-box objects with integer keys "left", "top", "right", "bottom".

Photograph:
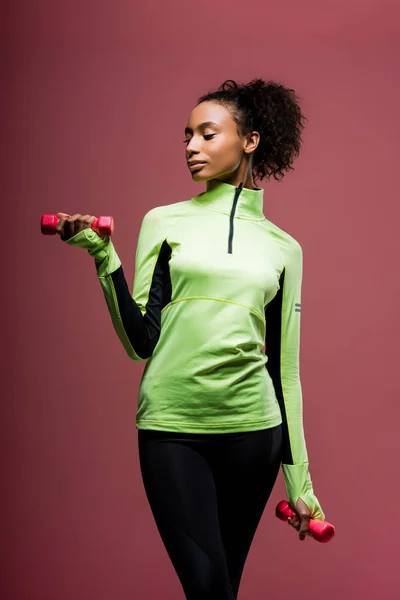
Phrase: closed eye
[{"left": 183, "top": 134, "right": 216, "bottom": 145}]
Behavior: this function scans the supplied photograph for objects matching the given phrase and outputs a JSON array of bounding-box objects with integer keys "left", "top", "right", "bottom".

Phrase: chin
[
  {"left": 191, "top": 173, "right": 210, "bottom": 182},
  {"left": 190, "top": 169, "right": 218, "bottom": 183}
]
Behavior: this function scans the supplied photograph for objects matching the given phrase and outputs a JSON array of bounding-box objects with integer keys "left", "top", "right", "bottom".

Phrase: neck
[{"left": 206, "top": 172, "right": 256, "bottom": 191}]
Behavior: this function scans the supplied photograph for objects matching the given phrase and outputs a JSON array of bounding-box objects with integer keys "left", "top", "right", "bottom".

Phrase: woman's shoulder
[
  {"left": 263, "top": 217, "right": 302, "bottom": 252},
  {"left": 142, "top": 199, "right": 192, "bottom": 222}
]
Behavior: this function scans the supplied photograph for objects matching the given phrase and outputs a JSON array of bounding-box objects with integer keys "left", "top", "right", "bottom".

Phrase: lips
[{"left": 188, "top": 162, "right": 206, "bottom": 169}]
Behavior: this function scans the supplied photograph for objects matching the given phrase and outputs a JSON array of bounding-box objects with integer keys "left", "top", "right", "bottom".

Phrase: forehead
[{"left": 186, "top": 101, "right": 233, "bottom": 129}]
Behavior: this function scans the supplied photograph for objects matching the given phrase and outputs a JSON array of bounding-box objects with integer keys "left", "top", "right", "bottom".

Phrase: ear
[{"left": 244, "top": 131, "right": 260, "bottom": 155}]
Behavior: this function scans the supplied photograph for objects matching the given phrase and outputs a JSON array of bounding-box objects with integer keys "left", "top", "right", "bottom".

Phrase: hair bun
[{"left": 197, "top": 77, "right": 307, "bottom": 183}]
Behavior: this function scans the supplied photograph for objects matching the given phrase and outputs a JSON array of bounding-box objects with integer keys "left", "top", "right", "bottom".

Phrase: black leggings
[{"left": 138, "top": 423, "right": 283, "bottom": 599}]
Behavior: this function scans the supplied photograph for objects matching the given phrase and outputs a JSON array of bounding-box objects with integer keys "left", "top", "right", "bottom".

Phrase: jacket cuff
[
  {"left": 281, "top": 462, "right": 325, "bottom": 521},
  {"left": 64, "top": 228, "right": 121, "bottom": 277}
]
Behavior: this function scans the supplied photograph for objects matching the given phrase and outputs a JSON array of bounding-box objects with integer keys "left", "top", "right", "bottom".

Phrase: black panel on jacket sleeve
[
  {"left": 110, "top": 240, "right": 172, "bottom": 359},
  {"left": 264, "top": 268, "right": 294, "bottom": 465}
]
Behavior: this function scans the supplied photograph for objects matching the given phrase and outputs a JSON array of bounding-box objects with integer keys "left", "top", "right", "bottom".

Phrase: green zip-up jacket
[{"left": 64, "top": 179, "right": 325, "bottom": 520}]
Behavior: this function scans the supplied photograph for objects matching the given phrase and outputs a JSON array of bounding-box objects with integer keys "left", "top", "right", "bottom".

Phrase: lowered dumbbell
[{"left": 275, "top": 500, "right": 335, "bottom": 543}]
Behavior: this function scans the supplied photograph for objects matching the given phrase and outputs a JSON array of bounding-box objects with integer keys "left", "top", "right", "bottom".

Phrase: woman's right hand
[{"left": 55, "top": 213, "right": 97, "bottom": 241}]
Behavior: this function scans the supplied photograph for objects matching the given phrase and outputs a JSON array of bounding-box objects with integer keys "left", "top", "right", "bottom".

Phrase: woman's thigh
[
  {"left": 209, "top": 424, "right": 283, "bottom": 598},
  {"left": 138, "top": 430, "right": 235, "bottom": 600}
]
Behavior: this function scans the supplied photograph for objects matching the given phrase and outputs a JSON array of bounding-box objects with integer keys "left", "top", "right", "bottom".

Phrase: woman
[{"left": 56, "top": 78, "right": 326, "bottom": 600}]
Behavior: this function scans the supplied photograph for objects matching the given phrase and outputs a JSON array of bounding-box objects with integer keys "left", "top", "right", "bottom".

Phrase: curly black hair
[{"left": 196, "top": 78, "right": 308, "bottom": 184}]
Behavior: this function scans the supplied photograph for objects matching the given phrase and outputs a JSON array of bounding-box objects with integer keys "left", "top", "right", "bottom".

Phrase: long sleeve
[
  {"left": 265, "top": 239, "right": 325, "bottom": 521},
  {"left": 63, "top": 208, "right": 169, "bottom": 361}
]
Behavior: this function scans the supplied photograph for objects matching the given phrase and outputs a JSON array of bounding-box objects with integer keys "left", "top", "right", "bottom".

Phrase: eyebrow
[{"left": 184, "top": 121, "right": 220, "bottom": 135}]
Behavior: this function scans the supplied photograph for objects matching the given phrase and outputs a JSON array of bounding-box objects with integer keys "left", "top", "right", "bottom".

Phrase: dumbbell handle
[
  {"left": 41, "top": 214, "right": 114, "bottom": 237},
  {"left": 275, "top": 500, "right": 335, "bottom": 543}
]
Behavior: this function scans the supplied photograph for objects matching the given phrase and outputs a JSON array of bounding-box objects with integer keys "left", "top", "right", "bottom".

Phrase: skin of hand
[
  {"left": 287, "top": 497, "right": 313, "bottom": 541},
  {"left": 55, "top": 213, "right": 97, "bottom": 241}
]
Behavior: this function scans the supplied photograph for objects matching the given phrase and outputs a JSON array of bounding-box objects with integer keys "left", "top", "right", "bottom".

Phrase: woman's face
[{"left": 184, "top": 101, "right": 246, "bottom": 182}]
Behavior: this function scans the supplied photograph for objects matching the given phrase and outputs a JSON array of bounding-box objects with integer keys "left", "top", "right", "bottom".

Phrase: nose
[{"left": 185, "top": 137, "right": 201, "bottom": 156}]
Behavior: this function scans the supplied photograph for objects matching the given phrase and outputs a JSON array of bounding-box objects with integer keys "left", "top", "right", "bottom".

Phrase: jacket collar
[{"left": 192, "top": 179, "right": 265, "bottom": 220}]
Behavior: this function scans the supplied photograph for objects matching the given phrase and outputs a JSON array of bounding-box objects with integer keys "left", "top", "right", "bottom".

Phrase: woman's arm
[
  {"left": 64, "top": 208, "right": 168, "bottom": 361},
  {"left": 264, "top": 239, "right": 325, "bottom": 521}
]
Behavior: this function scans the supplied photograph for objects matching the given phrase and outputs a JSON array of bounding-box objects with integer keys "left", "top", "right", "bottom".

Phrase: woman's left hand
[{"left": 288, "top": 497, "right": 312, "bottom": 541}]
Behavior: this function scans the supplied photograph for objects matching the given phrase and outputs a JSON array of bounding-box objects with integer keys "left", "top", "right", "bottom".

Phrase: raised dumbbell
[{"left": 41, "top": 214, "right": 114, "bottom": 237}]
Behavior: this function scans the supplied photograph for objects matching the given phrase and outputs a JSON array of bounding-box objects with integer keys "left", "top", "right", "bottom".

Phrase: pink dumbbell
[
  {"left": 275, "top": 500, "right": 335, "bottom": 543},
  {"left": 41, "top": 214, "right": 114, "bottom": 237}
]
